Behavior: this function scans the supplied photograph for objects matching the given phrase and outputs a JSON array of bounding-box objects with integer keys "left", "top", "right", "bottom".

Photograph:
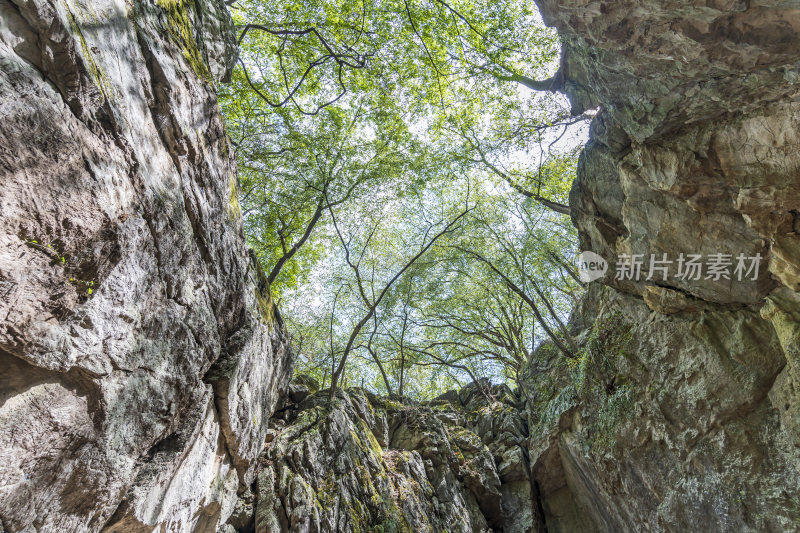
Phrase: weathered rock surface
[
  {"left": 229, "top": 382, "right": 541, "bottom": 533},
  {"left": 528, "top": 1, "right": 800, "bottom": 531},
  {"left": 5, "top": 0, "right": 800, "bottom": 531},
  {"left": 0, "top": 1, "right": 292, "bottom": 531},
  {"left": 524, "top": 286, "right": 798, "bottom": 532}
]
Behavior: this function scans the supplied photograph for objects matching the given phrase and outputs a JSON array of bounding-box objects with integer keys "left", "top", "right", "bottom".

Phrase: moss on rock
[{"left": 155, "top": 0, "right": 211, "bottom": 80}]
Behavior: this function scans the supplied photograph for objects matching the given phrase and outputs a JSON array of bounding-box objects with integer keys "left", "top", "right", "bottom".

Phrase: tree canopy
[{"left": 219, "top": 0, "right": 589, "bottom": 399}]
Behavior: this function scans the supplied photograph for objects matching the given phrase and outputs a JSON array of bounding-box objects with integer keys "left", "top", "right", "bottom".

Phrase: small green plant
[
  {"left": 69, "top": 278, "right": 96, "bottom": 295},
  {"left": 23, "top": 236, "right": 97, "bottom": 296},
  {"left": 23, "top": 238, "right": 67, "bottom": 265}
]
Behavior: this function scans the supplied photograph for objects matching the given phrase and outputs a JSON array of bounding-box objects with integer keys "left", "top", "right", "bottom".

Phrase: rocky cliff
[
  {"left": 224, "top": 380, "right": 540, "bottom": 533},
  {"left": 525, "top": 0, "right": 800, "bottom": 531},
  {"left": 0, "top": 1, "right": 292, "bottom": 531},
  {"left": 3, "top": 1, "right": 800, "bottom": 532}
]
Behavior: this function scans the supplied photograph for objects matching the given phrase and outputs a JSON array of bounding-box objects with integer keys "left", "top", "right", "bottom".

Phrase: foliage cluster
[{"left": 219, "top": 0, "right": 590, "bottom": 398}]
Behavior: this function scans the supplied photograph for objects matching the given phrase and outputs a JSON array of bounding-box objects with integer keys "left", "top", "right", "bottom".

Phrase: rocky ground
[{"left": 225, "top": 278, "right": 799, "bottom": 532}]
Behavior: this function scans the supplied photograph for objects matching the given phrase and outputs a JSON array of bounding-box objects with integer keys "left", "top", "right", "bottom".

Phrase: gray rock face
[
  {"left": 544, "top": 0, "right": 800, "bottom": 305},
  {"left": 524, "top": 286, "right": 798, "bottom": 532},
  {"left": 0, "top": 1, "right": 292, "bottom": 531},
  {"left": 527, "top": 1, "right": 800, "bottom": 531},
  {"left": 237, "top": 385, "right": 541, "bottom": 533}
]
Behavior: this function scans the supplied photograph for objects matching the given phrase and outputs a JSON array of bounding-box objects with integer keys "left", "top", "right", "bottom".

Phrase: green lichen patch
[
  {"left": 227, "top": 174, "right": 242, "bottom": 221},
  {"left": 61, "top": 1, "right": 114, "bottom": 100},
  {"left": 155, "top": 0, "right": 211, "bottom": 81},
  {"left": 250, "top": 253, "right": 275, "bottom": 325},
  {"left": 527, "top": 304, "right": 638, "bottom": 453},
  {"left": 589, "top": 384, "right": 633, "bottom": 453}
]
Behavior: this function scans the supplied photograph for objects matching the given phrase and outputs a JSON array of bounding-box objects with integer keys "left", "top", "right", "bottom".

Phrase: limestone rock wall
[
  {"left": 229, "top": 382, "right": 541, "bottom": 533},
  {"left": 523, "top": 285, "right": 798, "bottom": 532},
  {"left": 526, "top": 1, "right": 800, "bottom": 531},
  {"left": 0, "top": 1, "right": 293, "bottom": 531}
]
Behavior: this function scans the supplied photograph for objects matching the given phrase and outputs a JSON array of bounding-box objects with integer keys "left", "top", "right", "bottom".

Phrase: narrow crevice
[{"left": 532, "top": 478, "right": 550, "bottom": 533}]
